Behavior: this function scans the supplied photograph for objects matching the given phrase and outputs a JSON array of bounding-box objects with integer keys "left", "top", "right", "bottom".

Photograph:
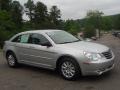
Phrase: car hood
[{"left": 57, "top": 41, "right": 109, "bottom": 53}]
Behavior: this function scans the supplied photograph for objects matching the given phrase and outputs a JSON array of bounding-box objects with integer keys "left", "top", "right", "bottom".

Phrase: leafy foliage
[
  {"left": 86, "top": 10, "right": 103, "bottom": 29},
  {"left": 84, "top": 25, "right": 96, "bottom": 38},
  {"left": 24, "top": 0, "right": 35, "bottom": 22},
  {"left": 113, "top": 14, "right": 120, "bottom": 30},
  {"left": 0, "top": 0, "right": 11, "bottom": 11},
  {"left": 10, "top": 1, "right": 23, "bottom": 28},
  {"left": 0, "top": 10, "right": 16, "bottom": 48},
  {"left": 49, "top": 6, "right": 61, "bottom": 28},
  {"left": 24, "top": 1, "right": 61, "bottom": 29},
  {"left": 64, "top": 20, "right": 81, "bottom": 35},
  {"left": 33, "top": 2, "right": 49, "bottom": 29}
]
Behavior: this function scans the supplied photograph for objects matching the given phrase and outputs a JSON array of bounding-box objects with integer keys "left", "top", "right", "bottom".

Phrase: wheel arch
[
  {"left": 56, "top": 54, "right": 81, "bottom": 71},
  {"left": 6, "top": 50, "right": 15, "bottom": 59}
]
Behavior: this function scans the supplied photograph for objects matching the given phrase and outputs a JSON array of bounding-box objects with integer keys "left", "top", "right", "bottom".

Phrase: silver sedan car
[{"left": 3, "top": 30, "right": 115, "bottom": 80}]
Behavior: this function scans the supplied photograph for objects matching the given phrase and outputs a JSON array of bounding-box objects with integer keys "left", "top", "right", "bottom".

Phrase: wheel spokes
[{"left": 61, "top": 61, "right": 75, "bottom": 78}]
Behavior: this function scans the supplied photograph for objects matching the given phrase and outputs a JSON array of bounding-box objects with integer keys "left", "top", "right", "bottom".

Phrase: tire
[
  {"left": 58, "top": 57, "right": 81, "bottom": 80},
  {"left": 6, "top": 52, "right": 18, "bottom": 68}
]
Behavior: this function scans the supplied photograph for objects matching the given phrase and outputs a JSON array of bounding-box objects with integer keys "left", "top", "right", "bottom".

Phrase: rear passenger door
[{"left": 15, "top": 34, "right": 32, "bottom": 62}]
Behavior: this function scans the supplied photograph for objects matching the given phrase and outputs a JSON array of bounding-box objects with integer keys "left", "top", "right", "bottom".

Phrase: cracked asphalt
[{"left": 0, "top": 34, "right": 120, "bottom": 90}]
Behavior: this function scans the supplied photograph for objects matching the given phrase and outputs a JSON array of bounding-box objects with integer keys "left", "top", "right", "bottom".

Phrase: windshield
[{"left": 47, "top": 31, "right": 80, "bottom": 44}]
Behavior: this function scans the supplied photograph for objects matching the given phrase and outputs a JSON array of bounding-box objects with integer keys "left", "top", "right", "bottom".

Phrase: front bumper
[
  {"left": 81, "top": 57, "right": 115, "bottom": 76},
  {"left": 95, "top": 64, "right": 114, "bottom": 75}
]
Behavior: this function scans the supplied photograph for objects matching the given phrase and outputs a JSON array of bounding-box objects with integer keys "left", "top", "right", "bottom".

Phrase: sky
[{"left": 17, "top": 0, "right": 120, "bottom": 20}]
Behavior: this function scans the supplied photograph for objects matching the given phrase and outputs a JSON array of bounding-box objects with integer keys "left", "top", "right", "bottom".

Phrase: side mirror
[{"left": 41, "top": 42, "right": 52, "bottom": 47}]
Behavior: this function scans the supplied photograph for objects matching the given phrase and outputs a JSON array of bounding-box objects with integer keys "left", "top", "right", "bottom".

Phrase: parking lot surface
[{"left": 0, "top": 34, "right": 120, "bottom": 90}]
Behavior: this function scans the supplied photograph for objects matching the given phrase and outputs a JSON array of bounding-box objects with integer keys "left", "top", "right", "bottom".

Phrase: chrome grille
[{"left": 102, "top": 50, "right": 112, "bottom": 59}]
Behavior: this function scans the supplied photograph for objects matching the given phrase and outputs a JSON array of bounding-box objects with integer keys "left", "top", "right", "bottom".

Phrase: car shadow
[
  {"left": 18, "top": 64, "right": 113, "bottom": 82},
  {"left": 78, "top": 71, "right": 113, "bottom": 82},
  {"left": 19, "top": 64, "right": 60, "bottom": 77}
]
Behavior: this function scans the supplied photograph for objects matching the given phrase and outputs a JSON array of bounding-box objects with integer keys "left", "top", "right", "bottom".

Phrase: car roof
[
  {"left": 10, "top": 29, "right": 63, "bottom": 41},
  {"left": 20, "top": 29, "right": 62, "bottom": 34}
]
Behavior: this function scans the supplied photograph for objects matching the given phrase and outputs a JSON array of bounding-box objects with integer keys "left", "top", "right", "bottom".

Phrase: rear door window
[{"left": 20, "top": 34, "right": 30, "bottom": 43}]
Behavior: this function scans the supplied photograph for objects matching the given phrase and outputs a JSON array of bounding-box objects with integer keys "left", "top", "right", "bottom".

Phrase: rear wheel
[
  {"left": 58, "top": 57, "right": 81, "bottom": 80},
  {"left": 6, "top": 52, "right": 18, "bottom": 67}
]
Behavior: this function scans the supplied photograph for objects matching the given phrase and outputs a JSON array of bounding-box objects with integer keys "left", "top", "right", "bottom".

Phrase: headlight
[{"left": 83, "top": 51, "right": 102, "bottom": 61}]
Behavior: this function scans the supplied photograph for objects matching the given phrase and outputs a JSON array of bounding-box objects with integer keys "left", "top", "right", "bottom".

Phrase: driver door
[{"left": 27, "top": 33, "right": 57, "bottom": 68}]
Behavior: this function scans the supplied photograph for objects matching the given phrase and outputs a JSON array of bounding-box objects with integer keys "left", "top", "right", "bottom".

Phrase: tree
[
  {"left": 10, "top": 1, "right": 23, "bottom": 28},
  {"left": 84, "top": 25, "right": 96, "bottom": 38},
  {"left": 85, "top": 10, "right": 103, "bottom": 37},
  {"left": 0, "top": 11, "right": 16, "bottom": 31},
  {"left": 0, "top": 0, "right": 11, "bottom": 11},
  {"left": 102, "top": 17, "right": 112, "bottom": 31},
  {"left": 64, "top": 20, "right": 81, "bottom": 35},
  {"left": 33, "top": 1, "right": 48, "bottom": 29},
  {"left": 49, "top": 6, "right": 61, "bottom": 28},
  {"left": 114, "top": 15, "right": 120, "bottom": 30},
  {"left": 0, "top": 11, "right": 16, "bottom": 48},
  {"left": 24, "top": 0, "right": 35, "bottom": 22},
  {"left": 86, "top": 10, "right": 103, "bottom": 29}
]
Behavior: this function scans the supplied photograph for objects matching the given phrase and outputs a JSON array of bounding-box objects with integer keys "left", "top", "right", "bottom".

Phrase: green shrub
[
  {"left": 0, "top": 30, "right": 13, "bottom": 48},
  {"left": 84, "top": 26, "right": 96, "bottom": 38}
]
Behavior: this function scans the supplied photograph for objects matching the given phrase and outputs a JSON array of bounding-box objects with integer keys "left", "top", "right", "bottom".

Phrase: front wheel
[
  {"left": 6, "top": 52, "right": 18, "bottom": 67},
  {"left": 59, "top": 57, "right": 81, "bottom": 80}
]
